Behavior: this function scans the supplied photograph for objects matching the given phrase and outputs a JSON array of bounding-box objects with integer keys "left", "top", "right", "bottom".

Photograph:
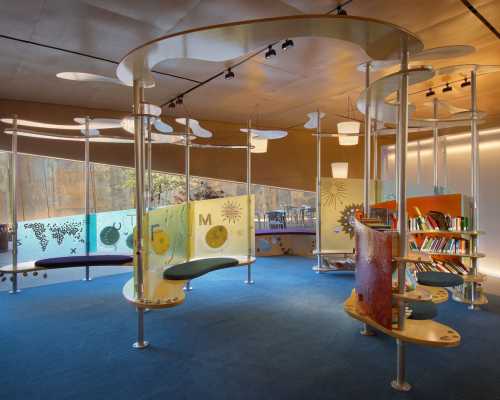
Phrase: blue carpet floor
[{"left": 2, "top": 256, "right": 500, "bottom": 400}]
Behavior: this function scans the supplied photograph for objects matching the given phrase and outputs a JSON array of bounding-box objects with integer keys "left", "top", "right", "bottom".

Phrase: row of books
[
  {"left": 409, "top": 237, "right": 470, "bottom": 255},
  {"left": 408, "top": 215, "right": 470, "bottom": 232},
  {"left": 413, "top": 260, "right": 469, "bottom": 275}
]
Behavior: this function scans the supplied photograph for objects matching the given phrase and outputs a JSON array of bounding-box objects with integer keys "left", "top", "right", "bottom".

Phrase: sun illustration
[
  {"left": 221, "top": 200, "right": 242, "bottom": 224},
  {"left": 322, "top": 180, "right": 347, "bottom": 210},
  {"left": 338, "top": 203, "right": 363, "bottom": 239}
]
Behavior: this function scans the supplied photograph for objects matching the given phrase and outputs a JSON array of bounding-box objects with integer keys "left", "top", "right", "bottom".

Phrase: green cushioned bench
[
  {"left": 416, "top": 271, "right": 464, "bottom": 288},
  {"left": 163, "top": 258, "right": 240, "bottom": 281}
]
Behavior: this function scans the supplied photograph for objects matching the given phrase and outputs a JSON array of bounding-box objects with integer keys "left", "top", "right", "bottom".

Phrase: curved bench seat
[
  {"left": 34, "top": 255, "right": 133, "bottom": 269},
  {"left": 163, "top": 257, "right": 239, "bottom": 280}
]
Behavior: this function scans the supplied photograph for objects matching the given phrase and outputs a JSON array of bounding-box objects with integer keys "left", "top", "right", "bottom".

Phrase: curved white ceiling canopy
[
  {"left": 1, "top": 118, "right": 85, "bottom": 130},
  {"left": 116, "top": 15, "right": 424, "bottom": 87},
  {"left": 175, "top": 118, "right": 213, "bottom": 138},
  {"left": 240, "top": 128, "right": 287, "bottom": 139},
  {"left": 304, "top": 112, "right": 326, "bottom": 129},
  {"left": 154, "top": 119, "right": 174, "bottom": 133},
  {"left": 57, "top": 72, "right": 128, "bottom": 86},
  {"left": 357, "top": 45, "right": 476, "bottom": 72}
]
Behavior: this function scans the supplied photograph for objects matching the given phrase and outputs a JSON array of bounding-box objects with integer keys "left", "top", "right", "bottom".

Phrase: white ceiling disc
[
  {"left": 73, "top": 117, "right": 122, "bottom": 129},
  {"left": 57, "top": 72, "right": 126, "bottom": 86},
  {"left": 150, "top": 132, "right": 183, "bottom": 144},
  {"left": 120, "top": 116, "right": 135, "bottom": 134},
  {"left": 1, "top": 118, "right": 86, "bottom": 130},
  {"left": 240, "top": 128, "right": 287, "bottom": 139},
  {"left": 412, "top": 45, "right": 475, "bottom": 61},
  {"left": 175, "top": 118, "right": 213, "bottom": 138},
  {"left": 304, "top": 112, "right": 326, "bottom": 129},
  {"left": 153, "top": 119, "right": 173, "bottom": 133},
  {"left": 422, "top": 100, "right": 468, "bottom": 114}
]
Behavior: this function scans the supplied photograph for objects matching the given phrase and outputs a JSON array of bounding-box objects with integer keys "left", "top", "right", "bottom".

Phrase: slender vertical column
[
  {"left": 442, "top": 136, "right": 448, "bottom": 190},
  {"left": 391, "top": 42, "right": 411, "bottom": 392},
  {"left": 314, "top": 109, "right": 323, "bottom": 273},
  {"left": 245, "top": 119, "right": 255, "bottom": 284},
  {"left": 363, "top": 63, "right": 372, "bottom": 217},
  {"left": 469, "top": 69, "right": 480, "bottom": 310},
  {"left": 9, "top": 116, "right": 19, "bottom": 294},
  {"left": 395, "top": 91, "right": 400, "bottom": 204},
  {"left": 146, "top": 118, "right": 152, "bottom": 211},
  {"left": 416, "top": 141, "right": 421, "bottom": 185},
  {"left": 373, "top": 120, "right": 379, "bottom": 181},
  {"left": 132, "top": 80, "right": 149, "bottom": 349},
  {"left": 184, "top": 119, "right": 194, "bottom": 291},
  {"left": 83, "top": 116, "right": 91, "bottom": 281},
  {"left": 433, "top": 98, "right": 439, "bottom": 194}
]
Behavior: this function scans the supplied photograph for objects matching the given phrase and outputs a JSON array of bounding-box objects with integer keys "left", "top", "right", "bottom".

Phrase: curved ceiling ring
[
  {"left": 356, "top": 66, "right": 435, "bottom": 125},
  {"left": 116, "top": 14, "right": 424, "bottom": 87}
]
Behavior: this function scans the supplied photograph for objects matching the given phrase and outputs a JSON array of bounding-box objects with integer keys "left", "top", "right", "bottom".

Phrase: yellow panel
[
  {"left": 135, "top": 203, "right": 189, "bottom": 303},
  {"left": 320, "top": 178, "right": 374, "bottom": 251},
  {"left": 190, "top": 195, "right": 255, "bottom": 259}
]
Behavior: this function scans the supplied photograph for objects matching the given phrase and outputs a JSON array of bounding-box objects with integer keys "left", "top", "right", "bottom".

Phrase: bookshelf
[{"left": 373, "top": 194, "right": 488, "bottom": 307}]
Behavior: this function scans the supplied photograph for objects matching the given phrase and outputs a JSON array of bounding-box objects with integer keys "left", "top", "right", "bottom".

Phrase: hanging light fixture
[
  {"left": 426, "top": 88, "right": 435, "bottom": 97},
  {"left": 175, "top": 96, "right": 183, "bottom": 105},
  {"left": 251, "top": 136, "right": 268, "bottom": 153},
  {"left": 264, "top": 45, "right": 277, "bottom": 59},
  {"left": 337, "top": 96, "right": 360, "bottom": 146},
  {"left": 442, "top": 83, "right": 452, "bottom": 93},
  {"left": 461, "top": 77, "right": 471, "bottom": 88},
  {"left": 168, "top": 101, "right": 175, "bottom": 108},
  {"left": 281, "top": 39, "right": 294, "bottom": 51},
  {"left": 331, "top": 162, "right": 349, "bottom": 178}
]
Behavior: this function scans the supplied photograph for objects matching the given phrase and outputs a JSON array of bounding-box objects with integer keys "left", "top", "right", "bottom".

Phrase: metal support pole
[
  {"left": 364, "top": 63, "right": 372, "bottom": 217},
  {"left": 132, "top": 80, "right": 149, "bottom": 349},
  {"left": 83, "top": 116, "right": 91, "bottom": 281},
  {"left": 9, "top": 115, "right": 19, "bottom": 294},
  {"left": 245, "top": 119, "right": 255, "bottom": 285},
  {"left": 433, "top": 98, "right": 439, "bottom": 194},
  {"left": 184, "top": 119, "right": 194, "bottom": 291},
  {"left": 469, "top": 69, "right": 480, "bottom": 310},
  {"left": 395, "top": 91, "right": 400, "bottom": 204},
  {"left": 442, "top": 136, "right": 448, "bottom": 190},
  {"left": 314, "top": 109, "right": 323, "bottom": 273},
  {"left": 146, "top": 118, "right": 152, "bottom": 211},
  {"left": 373, "top": 120, "right": 379, "bottom": 181},
  {"left": 391, "top": 42, "right": 411, "bottom": 392},
  {"left": 416, "top": 141, "right": 421, "bottom": 185}
]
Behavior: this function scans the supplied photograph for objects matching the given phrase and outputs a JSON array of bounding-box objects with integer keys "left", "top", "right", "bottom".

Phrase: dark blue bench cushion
[
  {"left": 35, "top": 255, "right": 133, "bottom": 269},
  {"left": 163, "top": 257, "right": 239, "bottom": 281},
  {"left": 408, "top": 300, "right": 438, "bottom": 320},
  {"left": 416, "top": 271, "right": 464, "bottom": 288}
]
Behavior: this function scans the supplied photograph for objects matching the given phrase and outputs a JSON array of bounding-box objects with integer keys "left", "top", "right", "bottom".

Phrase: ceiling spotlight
[
  {"left": 224, "top": 68, "right": 235, "bottom": 80},
  {"left": 442, "top": 83, "right": 452, "bottom": 93},
  {"left": 168, "top": 102, "right": 175, "bottom": 108},
  {"left": 336, "top": 6, "right": 348, "bottom": 15},
  {"left": 281, "top": 39, "right": 294, "bottom": 51},
  {"left": 461, "top": 77, "right": 471, "bottom": 88},
  {"left": 265, "top": 45, "right": 277, "bottom": 59},
  {"left": 426, "top": 88, "right": 435, "bottom": 97},
  {"left": 175, "top": 96, "right": 183, "bottom": 105}
]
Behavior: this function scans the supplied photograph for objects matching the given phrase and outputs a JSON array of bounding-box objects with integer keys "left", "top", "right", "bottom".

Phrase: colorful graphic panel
[
  {"left": 190, "top": 195, "right": 255, "bottom": 259},
  {"left": 140, "top": 203, "right": 188, "bottom": 302},
  {"left": 95, "top": 209, "right": 136, "bottom": 254},
  {"left": 320, "top": 178, "right": 374, "bottom": 251}
]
